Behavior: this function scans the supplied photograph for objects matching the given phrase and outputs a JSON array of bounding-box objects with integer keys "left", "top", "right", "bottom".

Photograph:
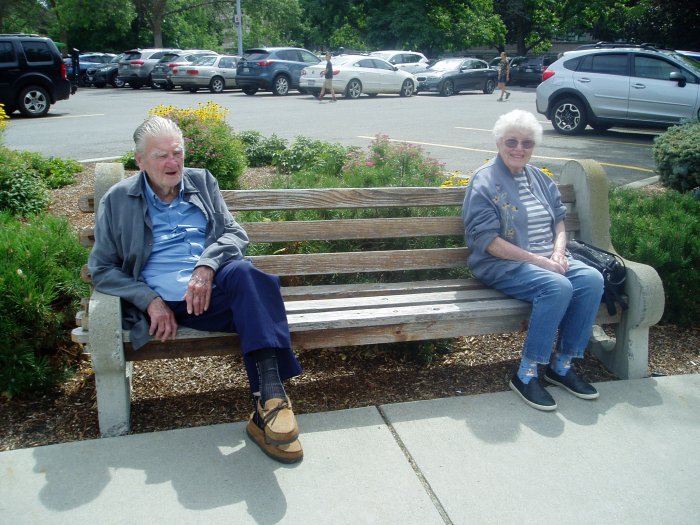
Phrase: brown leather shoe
[
  {"left": 257, "top": 397, "right": 299, "bottom": 445},
  {"left": 246, "top": 414, "right": 303, "bottom": 464}
]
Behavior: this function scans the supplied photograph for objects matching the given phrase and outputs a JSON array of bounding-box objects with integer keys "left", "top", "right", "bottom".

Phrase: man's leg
[{"left": 169, "top": 259, "right": 303, "bottom": 460}]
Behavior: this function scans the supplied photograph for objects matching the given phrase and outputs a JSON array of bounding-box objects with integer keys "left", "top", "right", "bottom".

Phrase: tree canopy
[{"left": 0, "top": 0, "right": 696, "bottom": 57}]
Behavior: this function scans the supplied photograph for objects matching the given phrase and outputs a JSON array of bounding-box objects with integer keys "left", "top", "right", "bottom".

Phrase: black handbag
[{"left": 566, "top": 239, "right": 628, "bottom": 316}]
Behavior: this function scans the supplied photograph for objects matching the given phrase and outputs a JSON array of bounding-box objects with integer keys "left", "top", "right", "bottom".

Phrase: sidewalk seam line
[{"left": 376, "top": 405, "right": 454, "bottom": 525}]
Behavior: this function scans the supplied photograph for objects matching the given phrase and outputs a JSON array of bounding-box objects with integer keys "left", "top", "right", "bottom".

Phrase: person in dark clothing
[{"left": 318, "top": 52, "right": 337, "bottom": 102}]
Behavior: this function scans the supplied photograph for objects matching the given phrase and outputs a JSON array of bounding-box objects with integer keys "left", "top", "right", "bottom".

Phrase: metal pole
[{"left": 236, "top": 0, "right": 243, "bottom": 55}]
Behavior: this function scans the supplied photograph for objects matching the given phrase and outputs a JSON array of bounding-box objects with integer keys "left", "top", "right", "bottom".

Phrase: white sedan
[
  {"left": 299, "top": 55, "right": 417, "bottom": 99},
  {"left": 170, "top": 54, "right": 240, "bottom": 93}
]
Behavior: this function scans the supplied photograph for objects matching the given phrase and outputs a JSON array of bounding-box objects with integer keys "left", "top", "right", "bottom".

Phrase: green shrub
[
  {"left": 610, "top": 187, "right": 700, "bottom": 327},
  {"left": 271, "top": 136, "right": 350, "bottom": 175},
  {"left": 0, "top": 212, "right": 90, "bottom": 396},
  {"left": 16, "top": 151, "right": 83, "bottom": 189},
  {"left": 238, "top": 130, "right": 288, "bottom": 167},
  {"left": 0, "top": 149, "right": 50, "bottom": 216},
  {"left": 653, "top": 121, "right": 700, "bottom": 193}
]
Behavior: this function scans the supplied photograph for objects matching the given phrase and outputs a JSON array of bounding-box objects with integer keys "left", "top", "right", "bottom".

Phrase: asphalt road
[{"left": 3, "top": 85, "right": 661, "bottom": 186}]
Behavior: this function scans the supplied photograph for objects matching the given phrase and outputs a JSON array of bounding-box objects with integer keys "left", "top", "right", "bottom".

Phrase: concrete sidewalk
[{"left": 2, "top": 374, "right": 699, "bottom": 524}]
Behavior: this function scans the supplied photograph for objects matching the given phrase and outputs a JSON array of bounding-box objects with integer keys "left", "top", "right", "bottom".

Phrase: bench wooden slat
[
  {"left": 223, "top": 185, "right": 575, "bottom": 211},
  {"left": 281, "top": 278, "right": 484, "bottom": 299},
  {"left": 76, "top": 182, "right": 575, "bottom": 215},
  {"left": 250, "top": 247, "right": 470, "bottom": 275},
  {"left": 284, "top": 288, "right": 506, "bottom": 313}
]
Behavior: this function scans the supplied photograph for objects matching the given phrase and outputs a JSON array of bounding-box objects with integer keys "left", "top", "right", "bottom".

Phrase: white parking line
[
  {"left": 47, "top": 113, "right": 105, "bottom": 120},
  {"left": 454, "top": 126, "right": 653, "bottom": 148}
]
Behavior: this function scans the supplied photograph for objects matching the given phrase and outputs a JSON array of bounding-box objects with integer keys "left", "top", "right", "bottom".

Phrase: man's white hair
[
  {"left": 133, "top": 115, "right": 184, "bottom": 154},
  {"left": 492, "top": 109, "right": 543, "bottom": 144}
]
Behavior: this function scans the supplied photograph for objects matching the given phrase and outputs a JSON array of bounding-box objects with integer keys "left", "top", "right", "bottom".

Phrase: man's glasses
[{"left": 503, "top": 138, "right": 536, "bottom": 149}]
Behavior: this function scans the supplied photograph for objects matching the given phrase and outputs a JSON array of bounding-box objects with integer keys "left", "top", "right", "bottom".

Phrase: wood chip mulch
[{"left": 1, "top": 166, "right": 697, "bottom": 452}]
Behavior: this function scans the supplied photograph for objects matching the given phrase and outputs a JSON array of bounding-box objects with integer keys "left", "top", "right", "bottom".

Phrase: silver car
[
  {"left": 170, "top": 54, "right": 240, "bottom": 93},
  {"left": 536, "top": 44, "right": 700, "bottom": 134},
  {"left": 118, "top": 48, "right": 181, "bottom": 89}
]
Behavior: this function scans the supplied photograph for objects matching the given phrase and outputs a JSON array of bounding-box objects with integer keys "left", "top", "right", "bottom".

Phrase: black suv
[
  {"left": 510, "top": 54, "right": 558, "bottom": 86},
  {"left": 236, "top": 47, "right": 321, "bottom": 95},
  {"left": 0, "top": 33, "right": 71, "bottom": 117}
]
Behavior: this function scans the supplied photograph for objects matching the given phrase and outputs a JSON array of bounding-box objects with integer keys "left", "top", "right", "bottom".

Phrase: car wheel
[
  {"left": 345, "top": 79, "right": 362, "bottom": 99},
  {"left": 440, "top": 80, "right": 454, "bottom": 97},
  {"left": 163, "top": 81, "right": 173, "bottom": 91},
  {"left": 111, "top": 73, "right": 125, "bottom": 88},
  {"left": 149, "top": 74, "right": 159, "bottom": 89},
  {"left": 400, "top": 79, "right": 414, "bottom": 97},
  {"left": 188, "top": 86, "right": 199, "bottom": 93},
  {"left": 18, "top": 85, "right": 50, "bottom": 117},
  {"left": 243, "top": 87, "right": 258, "bottom": 96},
  {"left": 483, "top": 79, "right": 496, "bottom": 94},
  {"left": 552, "top": 97, "right": 588, "bottom": 135},
  {"left": 209, "top": 76, "right": 225, "bottom": 93},
  {"left": 272, "top": 75, "right": 290, "bottom": 96}
]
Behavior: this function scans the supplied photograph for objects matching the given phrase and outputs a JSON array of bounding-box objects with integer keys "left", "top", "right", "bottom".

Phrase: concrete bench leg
[
  {"left": 88, "top": 290, "right": 132, "bottom": 437},
  {"left": 588, "top": 260, "right": 665, "bottom": 380}
]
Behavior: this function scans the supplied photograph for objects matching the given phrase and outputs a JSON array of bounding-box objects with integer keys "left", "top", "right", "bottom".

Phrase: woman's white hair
[
  {"left": 492, "top": 109, "right": 543, "bottom": 144},
  {"left": 133, "top": 115, "right": 184, "bottom": 154}
]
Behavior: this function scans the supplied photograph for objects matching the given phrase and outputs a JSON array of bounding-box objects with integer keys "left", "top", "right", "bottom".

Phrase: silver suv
[
  {"left": 118, "top": 48, "right": 181, "bottom": 89},
  {"left": 536, "top": 44, "right": 700, "bottom": 134}
]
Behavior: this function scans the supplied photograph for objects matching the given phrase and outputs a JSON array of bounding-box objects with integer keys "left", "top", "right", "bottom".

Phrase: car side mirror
[
  {"left": 670, "top": 71, "right": 686, "bottom": 87},
  {"left": 393, "top": 66, "right": 398, "bottom": 71}
]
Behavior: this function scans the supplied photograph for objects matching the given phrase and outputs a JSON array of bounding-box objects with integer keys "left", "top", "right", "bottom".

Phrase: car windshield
[
  {"left": 158, "top": 53, "right": 180, "bottom": 63},
  {"left": 429, "top": 59, "right": 463, "bottom": 71},
  {"left": 670, "top": 52, "right": 700, "bottom": 72},
  {"left": 192, "top": 56, "right": 217, "bottom": 66},
  {"left": 243, "top": 51, "right": 270, "bottom": 61},
  {"left": 110, "top": 54, "right": 122, "bottom": 63}
]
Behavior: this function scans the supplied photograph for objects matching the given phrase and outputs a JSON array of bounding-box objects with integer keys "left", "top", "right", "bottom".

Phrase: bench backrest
[{"left": 79, "top": 170, "right": 578, "bottom": 282}]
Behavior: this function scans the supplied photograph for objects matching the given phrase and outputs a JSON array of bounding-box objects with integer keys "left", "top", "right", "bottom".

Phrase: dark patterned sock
[{"left": 254, "top": 348, "right": 287, "bottom": 405}]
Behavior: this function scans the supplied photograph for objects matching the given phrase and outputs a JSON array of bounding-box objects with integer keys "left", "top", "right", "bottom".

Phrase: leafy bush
[
  {"left": 272, "top": 136, "right": 351, "bottom": 176},
  {"left": 0, "top": 212, "right": 90, "bottom": 397},
  {"left": 653, "top": 121, "right": 700, "bottom": 193},
  {"left": 610, "top": 187, "right": 700, "bottom": 327},
  {"left": 0, "top": 147, "right": 83, "bottom": 217},
  {"left": 15, "top": 151, "right": 82, "bottom": 189},
  {"left": 0, "top": 149, "right": 49, "bottom": 216},
  {"left": 148, "top": 102, "right": 247, "bottom": 189},
  {"left": 238, "top": 130, "right": 288, "bottom": 167}
]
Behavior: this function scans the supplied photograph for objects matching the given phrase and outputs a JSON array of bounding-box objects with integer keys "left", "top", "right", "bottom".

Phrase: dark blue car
[{"left": 236, "top": 47, "right": 321, "bottom": 95}]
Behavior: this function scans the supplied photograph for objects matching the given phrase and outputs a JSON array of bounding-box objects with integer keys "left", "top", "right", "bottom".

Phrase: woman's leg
[{"left": 490, "top": 263, "right": 574, "bottom": 365}]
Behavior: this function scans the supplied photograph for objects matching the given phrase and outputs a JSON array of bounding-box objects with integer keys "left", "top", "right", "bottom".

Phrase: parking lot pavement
[{"left": 3, "top": 87, "right": 659, "bottom": 186}]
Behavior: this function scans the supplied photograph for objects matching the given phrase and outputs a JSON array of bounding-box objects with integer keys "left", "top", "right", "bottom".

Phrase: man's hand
[
  {"left": 185, "top": 266, "right": 214, "bottom": 316},
  {"left": 147, "top": 297, "right": 178, "bottom": 342}
]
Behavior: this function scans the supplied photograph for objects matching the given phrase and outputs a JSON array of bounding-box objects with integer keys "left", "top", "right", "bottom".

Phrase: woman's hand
[
  {"left": 550, "top": 250, "right": 569, "bottom": 273},
  {"left": 185, "top": 266, "right": 215, "bottom": 316},
  {"left": 533, "top": 254, "right": 566, "bottom": 275}
]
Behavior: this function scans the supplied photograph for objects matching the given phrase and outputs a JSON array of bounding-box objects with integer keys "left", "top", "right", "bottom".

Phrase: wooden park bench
[{"left": 71, "top": 159, "right": 664, "bottom": 437}]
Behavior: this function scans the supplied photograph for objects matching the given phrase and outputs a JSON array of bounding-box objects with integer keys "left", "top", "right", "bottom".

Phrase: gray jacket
[
  {"left": 88, "top": 168, "right": 249, "bottom": 349},
  {"left": 461, "top": 155, "right": 566, "bottom": 284}
]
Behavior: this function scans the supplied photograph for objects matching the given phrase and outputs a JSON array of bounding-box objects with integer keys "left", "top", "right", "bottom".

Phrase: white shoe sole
[{"left": 509, "top": 380, "right": 557, "bottom": 411}]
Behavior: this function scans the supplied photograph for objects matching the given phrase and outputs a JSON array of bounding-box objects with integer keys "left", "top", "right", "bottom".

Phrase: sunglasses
[{"left": 503, "top": 138, "right": 536, "bottom": 149}]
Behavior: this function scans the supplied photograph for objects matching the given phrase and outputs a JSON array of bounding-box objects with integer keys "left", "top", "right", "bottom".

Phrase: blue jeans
[
  {"left": 166, "top": 259, "right": 302, "bottom": 393},
  {"left": 487, "top": 258, "right": 604, "bottom": 363}
]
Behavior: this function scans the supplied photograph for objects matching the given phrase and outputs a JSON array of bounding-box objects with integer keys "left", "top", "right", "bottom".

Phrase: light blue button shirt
[{"left": 141, "top": 177, "right": 208, "bottom": 301}]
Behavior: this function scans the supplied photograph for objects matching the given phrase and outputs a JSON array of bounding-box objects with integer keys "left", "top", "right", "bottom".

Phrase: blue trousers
[
  {"left": 486, "top": 258, "right": 604, "bottom": 363},
  {"left": 166, "top": 259, "right": 302, "bottom": 393}
]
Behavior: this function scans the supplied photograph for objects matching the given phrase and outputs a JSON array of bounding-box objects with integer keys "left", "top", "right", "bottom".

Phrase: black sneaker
[
  {"left": 509, "top": 374, "right": 557, "bottom": 411},
  {"left": 544, "top": 367, "right": 599, "bottom": 400}
]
